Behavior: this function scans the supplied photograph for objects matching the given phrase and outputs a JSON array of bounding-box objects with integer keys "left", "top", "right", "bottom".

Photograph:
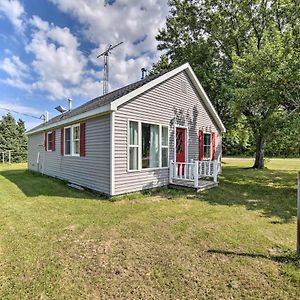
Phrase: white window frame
[
  {"left": 47, "top": 131, "right": 53, "bottom": 152},
  {"left": 64, "top": 124, "right": 80, "bottom": 157},
  {"left": 128, "top": 120, "right": 140, "bottom": 171},
  {"left": 127, "top": 119, "right": 169, "bottom": 172},
  {"left": 161, "top": 125, "right": 169, "bottom": 168},
  {"left": 203, "top": 132, "right": 212, "bottom": 160},
  {"left": 72, "top": 124, "right": 80, "bottom": 157}
]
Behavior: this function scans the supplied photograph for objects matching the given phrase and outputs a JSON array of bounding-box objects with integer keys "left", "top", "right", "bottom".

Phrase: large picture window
[
  {"left": 64, "top": 124, "right": 80, "bottom": 156},
  {"left": 128, "top": 120, "right": 169, "bottom": 171},
  {"left": 203, "top": 133, "right": 211, "bottom": 159},
  {"left": 142, "top": 123, "right": 159, "bottom": 169}
]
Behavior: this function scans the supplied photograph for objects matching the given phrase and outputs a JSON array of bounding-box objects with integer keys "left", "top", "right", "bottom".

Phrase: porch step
[{"left": 170, "top": 179, "right": 218, "bottom": 192}]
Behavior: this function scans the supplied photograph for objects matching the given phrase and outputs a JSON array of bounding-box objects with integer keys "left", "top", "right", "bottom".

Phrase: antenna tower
[{"left": 97, "top": 42, "right": 123, "bottom": 95}]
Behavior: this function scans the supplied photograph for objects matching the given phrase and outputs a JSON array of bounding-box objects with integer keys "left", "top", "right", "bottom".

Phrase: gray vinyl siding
[
  {"left": 114, "top": 70, "right": 222, "bottom": 195},
  {"left": 28, "top": 114, "right": 111, "bottom": 194}
]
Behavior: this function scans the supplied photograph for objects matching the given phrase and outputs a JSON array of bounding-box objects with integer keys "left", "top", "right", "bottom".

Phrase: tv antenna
[{"left": 97, "top": 42, "right": 123, "bottom": 95}]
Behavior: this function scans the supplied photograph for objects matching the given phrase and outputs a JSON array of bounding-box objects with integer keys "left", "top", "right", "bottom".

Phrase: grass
[{"left": 0, "top": 159, "right": 300, "bottom": 299}]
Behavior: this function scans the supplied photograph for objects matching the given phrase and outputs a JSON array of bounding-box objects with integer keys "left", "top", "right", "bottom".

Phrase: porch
[{"left": 169, "top": 160, "right": 219, "bottom": 191}]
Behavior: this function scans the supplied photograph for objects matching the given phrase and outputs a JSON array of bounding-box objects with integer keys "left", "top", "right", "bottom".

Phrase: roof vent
[{"left": 181, "top": 80, "right": 187, "bottom": 94}]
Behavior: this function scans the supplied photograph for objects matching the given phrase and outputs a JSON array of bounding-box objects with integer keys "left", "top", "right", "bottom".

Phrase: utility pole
[
  {"left": 97, "top": 42, "right": 123, "bottom": 95},
  {"left": 297, "top": 171, "right": 300, "bottom": 255}
]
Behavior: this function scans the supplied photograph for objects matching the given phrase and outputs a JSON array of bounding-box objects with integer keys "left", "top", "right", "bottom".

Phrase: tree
[
  {"left": 233, "top": 29, "right": 300, "bottom": 168},
  {"left": 155, "top": 0, "right": 300, "bottom": 168},
  {"left": 0, "top": 113, "right": 27, "bottom": 163}
]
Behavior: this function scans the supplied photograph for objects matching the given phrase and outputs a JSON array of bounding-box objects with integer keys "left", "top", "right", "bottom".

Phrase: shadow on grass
[
  {"left": 1, "top": 169, "right": 108, "bottom": 200},
  {"left": 207, "top": 249, "right": 298, "bottom": 264},
  {"left": 196, "top": 166, "right": 298, "bottom": 223},
  {"left": 146, "top": 166, "right": 298, "bottom": 223}
]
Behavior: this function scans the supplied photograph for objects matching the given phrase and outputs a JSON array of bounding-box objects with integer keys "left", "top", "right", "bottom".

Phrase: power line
[{"left": 0, "top": 107, "right": 43, "bottom": 120}]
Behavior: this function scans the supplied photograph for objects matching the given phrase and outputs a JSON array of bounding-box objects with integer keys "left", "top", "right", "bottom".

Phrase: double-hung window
[
  {"left": 64, "top": 124, "right": 80, "bottom": 156},
  {"left": 128, "top": 120, "right": 169, "bottom": 171},
  {"left": 47, "top": 132, "right": 53, "bottom": 151},
  {"left": 203, "top": 133, "right": 211, "bottom": 160},
  {"left": 72, "top": 125, "right": 80, "bottom": 156},
  {"left": 129, "top": 121, "right": 139, "bottom": 170},
  {"left": 161, "top": 126, "right": 169, "bottom": 167}
]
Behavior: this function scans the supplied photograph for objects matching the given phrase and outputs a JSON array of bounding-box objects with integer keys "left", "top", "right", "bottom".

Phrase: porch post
[
  {"left": 169, "top": 160, "right": 174, "bottom": 184},
  {"left": 213, "top": 160, "right": 218, "bottom": 183},
  {"left": 297, "top": 171, "right": 300, "bottom": 256},
  {"left": 194, "top": 161, "right": 199, "bottom": 188}
]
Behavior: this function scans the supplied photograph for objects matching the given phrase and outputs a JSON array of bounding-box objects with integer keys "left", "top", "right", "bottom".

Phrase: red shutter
[
  {"left": 61, "top": 128, "right": 64, "bottom": 156},
  {"left": 80, "top": 123, "right": 86, "bottom": 157},
  {"left": 44, "top": 132, "right": 47, "bottom": 150},
  {"left": 212, "top": 132, "right": 216, "bottom": 160},
  {"left": 52, "top": 131, "right": 56, "bottom": 151},
  {"left": 199, "top": 129, "right": 204, "bottom": 160}
]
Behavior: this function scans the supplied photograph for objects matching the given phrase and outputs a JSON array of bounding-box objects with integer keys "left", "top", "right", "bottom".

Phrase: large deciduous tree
[{"left": 155, "top": 0, "right": 300, "bottom": 168}]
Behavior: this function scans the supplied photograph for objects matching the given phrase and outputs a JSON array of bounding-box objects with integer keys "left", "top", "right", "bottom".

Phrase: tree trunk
[{"left": 253, "top": 134, "right": 265, "bottom": 169}]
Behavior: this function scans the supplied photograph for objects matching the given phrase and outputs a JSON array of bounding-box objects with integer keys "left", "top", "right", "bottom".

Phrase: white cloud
[
  {"left": 50, "top": 0, "right": 169, "bottom": 89},
  {"left": 1, "top": 1, "right": 169, "bottom": 104},
  {"left": 27, "top": 16, "right": 86, "bottom": 86},
  {"left": 0, "top": 0, "right": 25, "bottom": 31},
  {"left": 0, "top": 77, "right": 31, "bottom": 91},
  {"left": 0, "top": 55, "right": 28, "bottom": 78}
]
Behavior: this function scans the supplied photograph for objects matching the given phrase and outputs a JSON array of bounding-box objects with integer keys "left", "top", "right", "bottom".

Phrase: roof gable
[{"left": 27, "top": 63, "right": 225, "bottom": 135}]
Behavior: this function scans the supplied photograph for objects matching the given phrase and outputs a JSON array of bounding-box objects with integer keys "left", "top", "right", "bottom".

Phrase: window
[
  {"left": 203, "top": 133, "right": 211, "bottom": 159},
  {"left": 47, "top": 132, "right": 53, "bottom": 151},
  {"left": 129, "top": 121, "right": 139, "bottom": 170},
  {"left": 142, "top": 123, "right": 159, "bottom": 169},
  {"left": 161, "top": 126, "right": 169, "bottom": 167},
  {"left": 64, "top": 124, "right": 80, "bottom": 156},
  {"left": 64, "top": 127, "right": 71, "bottom": 155},
  {"left": 73, "top": 125, "right": 80, "bottom": 156},
  {"left": 128, "top": 120, "right": 169, "bottom": 171}
]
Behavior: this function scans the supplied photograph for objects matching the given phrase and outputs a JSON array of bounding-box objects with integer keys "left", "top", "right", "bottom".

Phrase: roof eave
[{"left": 26, "top": 103, "right": 113, "bottom": 136}]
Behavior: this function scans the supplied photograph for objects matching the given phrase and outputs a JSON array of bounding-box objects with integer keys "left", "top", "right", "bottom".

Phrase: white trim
[
  {"left": 174, "top": 125, "right": 188, "bottom": 163},
  {"left": 27, "top": 63, "right": 225, "bottom": 136},
  {"left": 72, "top": 124, "right": 80, "bottom": 156},
  {"left": 203, "top": 132, "right": 212, "bottom": 160},
  {"left": 64, "top": 124, "right": 80, "bottom": 157},
  {"left": 46, "top": 131, "right": 53, "bottom": 152},
  {"left": 110, "top": 112, "right": 115, "bottom": 195},
  {"left": 127, "top": 119, "right": 170, "bottom": 172},
  {"left": 127, "top": 119, "right": 140, "bottom": 171}
]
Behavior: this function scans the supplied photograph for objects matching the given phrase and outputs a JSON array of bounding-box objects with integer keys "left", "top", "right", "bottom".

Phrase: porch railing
[{"left": 169, "top": 160, "right": 218, "bottom": 188}]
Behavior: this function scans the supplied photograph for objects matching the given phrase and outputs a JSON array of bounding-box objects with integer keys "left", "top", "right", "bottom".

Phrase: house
[{"left": 27, "top": 63, "right": 226, "bottom": 196}]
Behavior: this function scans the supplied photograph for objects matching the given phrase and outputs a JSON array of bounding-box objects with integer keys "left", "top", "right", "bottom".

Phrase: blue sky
[{"left": 0, "top": 0, "right": 169, "bottom": 129}]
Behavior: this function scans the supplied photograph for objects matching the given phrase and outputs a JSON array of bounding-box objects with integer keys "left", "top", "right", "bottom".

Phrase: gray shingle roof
[{"left": 27, "top": 69, "right": 171, "bottom": 133}]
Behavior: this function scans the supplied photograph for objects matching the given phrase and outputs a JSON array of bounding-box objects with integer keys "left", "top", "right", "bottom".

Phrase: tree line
[
  {"left": 152, "top": 0, "right": 300, "bottom": 168},
  {"left": 0, "top": 113, "right": 27, "bottom": 163}
]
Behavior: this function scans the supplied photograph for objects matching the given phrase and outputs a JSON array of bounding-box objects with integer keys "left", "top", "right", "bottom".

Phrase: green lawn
[{"left": 0, "top": 159, "right": 300, "bottom": 299}]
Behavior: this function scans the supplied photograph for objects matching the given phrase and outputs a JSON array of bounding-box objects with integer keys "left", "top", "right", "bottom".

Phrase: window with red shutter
[
  {"left": 44, "top": 132, "right": 47, "bottom": 150},
  {"left": 211, "top": 132, "right": 216, "bottom": 160},
  {"left": 80, "top": 123, "right": 86, "bottom": 157},
  {"left": 61, "top": 128, "right": 64, "bottom": 155},
  {"left": 52, "top": 130, "right": 56, "bottom": 151}
]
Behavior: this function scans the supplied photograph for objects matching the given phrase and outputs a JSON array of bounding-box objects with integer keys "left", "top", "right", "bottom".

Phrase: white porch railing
[{"left": 169, "top": 160, "right": 218, "bottom": 188}]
